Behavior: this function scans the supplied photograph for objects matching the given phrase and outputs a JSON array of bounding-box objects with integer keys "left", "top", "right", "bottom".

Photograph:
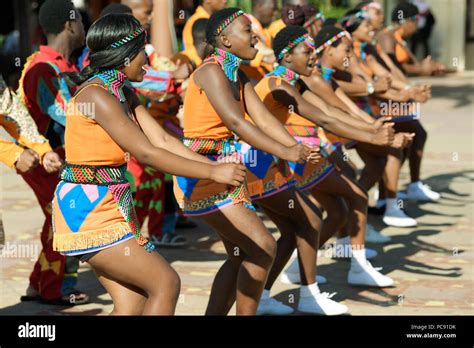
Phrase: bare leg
[
  {"left": 395, "top": 120, "right": 427, "bottom": 183},
  {"left": 311, "top": 171, "right": 369, "bottom": 247},
  {"left": 201, "top": 203, "right": 277, "bottom": 315},
  {"left": 87, "top": 238, "right": 181, "bottom": 315},
  {"left": 258, "top": 188, "right": 323, "bottom": 287},
  {"left": 95, "top": 269, "right": 147, "bottom": 315}
]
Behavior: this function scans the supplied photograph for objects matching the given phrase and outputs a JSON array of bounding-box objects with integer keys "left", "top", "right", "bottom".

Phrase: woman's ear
[
  {"left": 283, "top": 52, "right": 292, "bottom": 64},
  {"left": 65, "top": 21, "right": 74, "bottom": 34},
  {"left": 219, "top": 34, "right": 232, "bottom": 49}
]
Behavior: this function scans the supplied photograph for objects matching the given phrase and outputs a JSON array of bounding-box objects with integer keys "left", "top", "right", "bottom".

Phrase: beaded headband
[
  {"left": 277, "top": 33, "right": 315, "bottom": 61},
  {"left": 215, "top": 10, "right": 245, "bottom": 35},
  {"left": 315, "top": 30, "right": 351, "bottom": 55},
  {"left": 341, "top": 10, "right": 368, "bottom": 31},
  {"left": 303, "top": 12, "right": 325, "bottom": 30},
  {"left": 110, "top": 26, "right": 146, "bottom": 49},
  {"left": 398, "top": 15, "right": 419, "bottom": 24}
]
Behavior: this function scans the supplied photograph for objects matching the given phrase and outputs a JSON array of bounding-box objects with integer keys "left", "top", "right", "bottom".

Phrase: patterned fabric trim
[
  {"left": 285, "top": 124, "right": 318, "bottom": 137},
  {"left": 58, "top": 163, "right": 154, "bottom": 252}
]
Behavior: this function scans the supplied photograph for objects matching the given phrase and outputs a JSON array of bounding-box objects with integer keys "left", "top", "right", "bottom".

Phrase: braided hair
[
  {"left": 313, "top": 26, "right": 346, "bottom": 56},
  {"left": 62, "top": 14, "right": 146, "bottom": 86},
  {"left": 205, "top": 8, "right": 243, "bottom": 47},
  {"left": 273, "top": 25, "right": 309, "bottom": 62}
]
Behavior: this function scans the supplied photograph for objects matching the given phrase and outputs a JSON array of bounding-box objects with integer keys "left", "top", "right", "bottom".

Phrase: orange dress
[
  {"left": 254, "top": 75, "right": 335, "bottom": 191},
  {"left": 173, "top": 60, "right": 254, "bottom": 215},
  {"left": 52, "top": 84, "right": 152, "bottom": 255}
]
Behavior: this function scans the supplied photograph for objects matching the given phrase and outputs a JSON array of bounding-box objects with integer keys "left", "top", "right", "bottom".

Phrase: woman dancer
[
  {"left": 53, "top": 14, "right": 246, "bottom": 315},
  {"left": 255, "top": 25, "right": 396, "bottom": 288}
]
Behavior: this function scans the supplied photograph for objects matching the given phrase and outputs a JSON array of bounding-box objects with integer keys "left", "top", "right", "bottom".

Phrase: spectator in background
[
  {"left": 410, "top": 0, "right": 435, "bottom": 58},
  {"left": 16, "top": 0, "right": 89, "bottom": 305}
]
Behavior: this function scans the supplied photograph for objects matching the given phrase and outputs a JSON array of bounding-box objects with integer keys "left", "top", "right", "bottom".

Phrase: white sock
[
  {"left": 351, "top": 248, "right": 367, "bottom": 271},
  {"left": 336, "top": 236, "right": 351, "bottom": 245},
  {"left": 300, "top": 282, "right": 319, "bottom": 298},
  {"left": 409, "top": 180, "right": 421, "bottom": 187},
  {"left": 261, "top": 289, "right": 270, "bottom": 300}
]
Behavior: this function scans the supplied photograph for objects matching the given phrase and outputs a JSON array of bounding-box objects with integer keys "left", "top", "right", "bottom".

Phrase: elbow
[{"left": 134, "top": 147, "right": 155, "bottom": 167}]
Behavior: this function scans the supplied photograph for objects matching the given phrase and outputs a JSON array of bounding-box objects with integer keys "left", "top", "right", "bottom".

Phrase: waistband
[
  {"left": 60, "top": 163, "right": 128, "bottom": 185},
  {"left": 285, "top": 124, "right": 319, "bottom": 137},
  {"left": 182, "top": 137, "right": 236, "bottom": 156}
]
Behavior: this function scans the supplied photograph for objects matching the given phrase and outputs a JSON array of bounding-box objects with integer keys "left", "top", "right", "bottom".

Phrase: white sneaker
[
  {"left": 406, "top": 181, "right": 441, "bottom": 201},
  {"left": 332, "top": 239, "right": 378, "bottom": 259},
  {"left": 383, "top": 206, "right": 417, "bottom": 227},
  {"left": 297, "top": 291, "right": 348, "bottom": 315},
  {"left": 280, "top": 270, "right": 327, "bottom": 285},
  {"left": 257, "top": 297, "right": 294, "bottom": 315},
  {"left": 365, "top": 224, "right": 391, "bottom": 244},
  {"left": 348, "top": 260, "right": 394, "bottom": 287}
]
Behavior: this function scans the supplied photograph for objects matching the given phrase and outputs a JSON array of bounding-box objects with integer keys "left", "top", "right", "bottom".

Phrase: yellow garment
[
  {"left": 268, "top": 19, "right": 286, "bottom": 39},
  {"left": 182, "top": 6, "right": 210, "bottom": 68},
  {"left": 0, "top": 86, "right": 52, "bottom": 168}
]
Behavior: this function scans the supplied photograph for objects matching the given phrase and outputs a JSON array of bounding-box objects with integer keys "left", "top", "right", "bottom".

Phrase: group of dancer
[{"left": 0, "top": 0, "right": 447, "bottom": 315}]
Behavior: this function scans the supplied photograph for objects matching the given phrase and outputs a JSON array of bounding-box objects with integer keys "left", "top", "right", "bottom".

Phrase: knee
[
  {"left": 414, "top": 124, "right": 428, "bottom": 146},
  {"left": 349, "top": 189, "right": 368, "bottom": 209},
  {"left": 149, "top": 267, "right": 181, "bottom": 300},
  {"left": 327, "top": 200, "right": 349, "bottom": 228},
  {"left": 249, "top": 233, "right": 277, "bottom": 267}
]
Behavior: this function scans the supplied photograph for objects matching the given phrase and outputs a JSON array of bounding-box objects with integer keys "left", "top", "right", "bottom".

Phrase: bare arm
[
  {"left": 151, "top": 0, "right": 175, "bottom": 58},
  {"left": 301, "top": 89, "right": 376, "bottom": 132},
  {"left": 77, "top": 86, "right": 245, "bottom": 185},
  {"left": 301, "top": 74, "right": 352, "bottom": 113},
  {"left": 126, "top": 88, "right": 215, "bottom": 165},
  {"left": 241, "top": 75, "right": 297, "bottom": 147},
  {"left": 195, "top": 64, "right": 309, "bottom": 163},
  {"left": 271, "top": 80, "right": 393, "bottom": 146}
]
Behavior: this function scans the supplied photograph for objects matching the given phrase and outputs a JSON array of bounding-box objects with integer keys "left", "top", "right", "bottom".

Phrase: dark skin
[
  {"left": 75, "top": 42, "right": 246, "bottom": 315},
  {"left": 268, "top": 41, "right": 396, "bottom": 249},
  {"left": 252, "top": 0, "right": 277, "bottom": 27},
  {"left": 193, "top": 15, "right": 327, "bottom": 315},
  {"left": 202, "top": 0, "right": 227, "bottom": 14},
  {"left": 377, "top": 20, "right": 446, "bottom": 76},
  {"left": 309, "top": 36, "right": 416, "bottom": 242},
  {"left": 24, "top": 8, "right": 85, "bottom": 302}
]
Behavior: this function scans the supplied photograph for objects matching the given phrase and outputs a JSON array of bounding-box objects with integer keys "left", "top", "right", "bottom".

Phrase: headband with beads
[
  {"left": 215, "top": 10, "right": 245, "bottom": 35},
  {"left": 110, "top": 26, "right": 146, "bottom": 49},
  {"left": 341, "top": 9, "right": 368, "bottom": 30},
  {"left": 277, "top": 33, "right": 315, "bottom": 61},
  {"left": 303, "top": 12, "right": 325, "bottom": 30},
  {"left": 315, "top": 30, "right": 351, "bottom": 55}
]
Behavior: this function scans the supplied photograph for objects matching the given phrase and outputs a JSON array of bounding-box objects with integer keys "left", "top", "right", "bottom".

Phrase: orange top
[
  {"left": 268, "top": 19, "right": 286, "bottom": 39},
  {"left": 183, "top": 61, "right": 244, "bottom": 139},
  {"left": 182, "top": 6, "right": 210, "bottom": 67},
  {"left": 393, "top": 28, "right": 411, "bottom": 64},
  {"left": 254, "top": 76, "right": 314, "bottom": 127},
  {"left": 65, "top": 84, "right": 128, "bottom": 166}
]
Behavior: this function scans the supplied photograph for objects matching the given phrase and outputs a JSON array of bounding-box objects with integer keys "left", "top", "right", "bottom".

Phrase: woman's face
[
  {"left": 352, "top": 19, "right": 374, "bottom": 43},
  {"left": 402, "top": 17, "right": 418, "bottom": 37},
  {"left": 121, "top": 47, "right": 147, "bottom": 82},
  {"left": 286, "top": 41, "right": 315, "bottom": 76},
  {"left": 326, "top": 37, "right": 352, "bottom": 70},
  {"left": 222, "top": 15, "right": 259, "bottom": 61},
  {"left": 368, "top": 7, "right": 384, "bottom": 30}
]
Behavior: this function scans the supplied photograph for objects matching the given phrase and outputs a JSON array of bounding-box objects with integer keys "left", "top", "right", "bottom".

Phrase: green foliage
[{"left": 224, "top": 0, "right": 350, "bottom": 20}]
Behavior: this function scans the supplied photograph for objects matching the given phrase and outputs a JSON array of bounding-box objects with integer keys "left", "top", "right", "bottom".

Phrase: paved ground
[{"left": 0, "top": 72, "right": 473, "bottom": 316}]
